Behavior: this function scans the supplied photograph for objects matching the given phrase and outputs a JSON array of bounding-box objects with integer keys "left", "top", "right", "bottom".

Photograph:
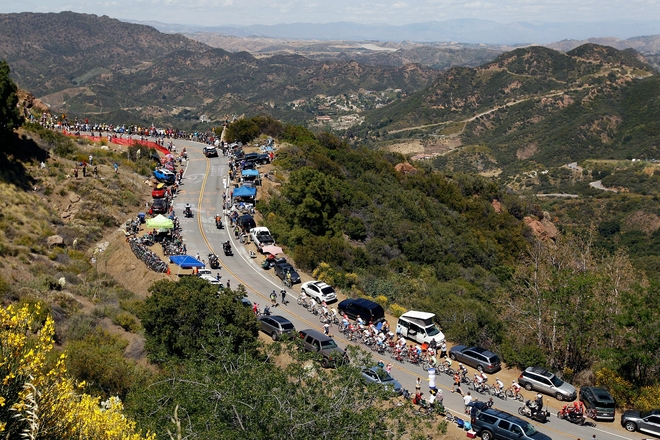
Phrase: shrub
[
  {"left": 374, "top": 295, "right": 388, "bottom": 308},
  {"left": 389, "top": 303, "right": 406, "bottom": 317},
  {"left": 112, "top": 311, "right": 141, "bottom": 333}
]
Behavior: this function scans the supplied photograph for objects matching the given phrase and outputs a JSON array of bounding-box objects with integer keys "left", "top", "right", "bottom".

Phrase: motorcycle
[
  {"left": 215, "top": 215, "right": 223, "bottom": 229},
  {"left": 557, "top": 406, "right": 587, "bottom": 425},
  {"left": 184, "top": 206, "right": 193, "bottom": 218},
  {"left": 518, "top": 400, "right": 549, "bottom": 423}
]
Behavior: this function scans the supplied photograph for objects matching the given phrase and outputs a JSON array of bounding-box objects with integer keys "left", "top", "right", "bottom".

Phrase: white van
[{"left": 396, "top": 311, "right": 445, "bottom": 345}]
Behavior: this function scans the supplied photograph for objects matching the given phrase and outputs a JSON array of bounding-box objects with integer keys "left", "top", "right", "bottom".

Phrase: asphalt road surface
[{"left": 166, "top": 137, "right": 646, "bottom": 440}]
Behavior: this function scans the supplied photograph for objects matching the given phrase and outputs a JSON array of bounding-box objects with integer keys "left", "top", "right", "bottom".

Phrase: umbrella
[
  {"left": 166, "top": 154, "right": 174, "bottom": 160},
  {"left": 261, "top": 245, "right": 283, "bottom": 255},
  {"left": 146, "top": 214, "right": 174, "bottom": 229}
]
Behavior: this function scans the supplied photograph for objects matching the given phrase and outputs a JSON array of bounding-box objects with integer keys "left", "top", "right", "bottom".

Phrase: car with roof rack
[{"left": 518, "top": 366, "right": 576, "bottom": 401}]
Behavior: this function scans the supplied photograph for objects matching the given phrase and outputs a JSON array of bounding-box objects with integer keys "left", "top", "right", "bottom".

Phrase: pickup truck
[{"left": 250, "top": 227, "right": 275, "bottom": 250}]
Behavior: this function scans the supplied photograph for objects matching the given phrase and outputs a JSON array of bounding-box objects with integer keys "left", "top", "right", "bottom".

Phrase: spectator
[
  {"left": 113, "top": 163, "right": 119, "bottom": 173},
  {"left": 464, "top": 392, "right": 472, "bottom": 414}
]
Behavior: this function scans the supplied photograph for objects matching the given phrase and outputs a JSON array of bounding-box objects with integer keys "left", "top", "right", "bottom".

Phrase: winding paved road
[{"left": 168, "top": 137, "right": 644, "bottom": 440}]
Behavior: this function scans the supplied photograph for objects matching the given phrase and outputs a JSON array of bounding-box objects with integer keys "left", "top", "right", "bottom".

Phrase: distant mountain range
[{"left": 133, "top": 19, "right": 660, "bottom": 46}]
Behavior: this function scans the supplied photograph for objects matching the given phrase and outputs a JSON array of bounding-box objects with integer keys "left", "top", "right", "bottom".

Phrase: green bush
[{"left": 112, "top": 311, "right": 141, "bottom": 333}]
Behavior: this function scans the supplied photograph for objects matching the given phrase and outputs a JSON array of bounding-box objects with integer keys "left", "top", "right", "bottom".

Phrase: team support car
[
  {"left": 153, "top": 168, "right": 176, "bottom": 184},
  {"left": 300, "top": 281, "right": 337, "bottom": 303},
  {"left": 150, "top": 198, "right": 169, "bottom": 214},
  {"left": 257, "top": 315, "right": 296, "bottom": 341},
  {"left": 203, "top": 146, "right": 218, "bottom": 157},
  {"left": 152, "top": 183, "right": 167, "bottom": 198},
  {"left": 448, "top": 345, "right": 501, "bottom": 373},
  {"left": 579, "top": 386, "right": 615, "bottom": 421},
  {"left": 621, "top": 409, "right": 660, "bottom": 436},
  {"left": 361, "top": 366, "right": 402, "bottom": 394},
  {"left": 517, "top": 366, "right": 576, "bottom": 401}
]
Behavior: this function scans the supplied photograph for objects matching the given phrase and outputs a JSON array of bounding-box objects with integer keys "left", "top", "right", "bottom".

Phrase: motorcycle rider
[
  {"left": 525, "top": 393, "right": 544, "bottom": 419},
  {"left": 184, "top": 203, "right": 192, "bottom": 216}
]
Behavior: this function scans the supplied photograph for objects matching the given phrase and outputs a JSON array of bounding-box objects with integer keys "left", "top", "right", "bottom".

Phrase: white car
[
  {"left": 200, "top": 274, "right": 221, "bottom": 285},
  {"left": 301, "top": 281, "right": 337, "bottom": 303}
]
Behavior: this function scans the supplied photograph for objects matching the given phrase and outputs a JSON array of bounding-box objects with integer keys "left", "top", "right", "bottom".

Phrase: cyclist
[
  {"left": 473, "top": 373, "right": 484, "bottom": 391},
  {"left": 510, "top": 380, "right": 521, "bottom": 399},
  {"left": 429, "top": 353, "right": 438, "bottom": 369},
  {"left": 495, "top": 377, "right": 504, "bottom": 393},
  {"left": 270, "top": 290, "right": 277, "bottom": 306},
  {"left": 285, "top": 270, "right": 292, "bottom": 287},
  {"left": 459, "top": 363, "right": 468, "bottom": 379}
]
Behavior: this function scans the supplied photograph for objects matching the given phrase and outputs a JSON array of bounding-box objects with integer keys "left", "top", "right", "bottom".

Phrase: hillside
[
  {"left": 0, "top": 12, "right": 436, "bottom": 127},
  {"left": 356, "top": 44, "right": 658, "bottom": 173}
]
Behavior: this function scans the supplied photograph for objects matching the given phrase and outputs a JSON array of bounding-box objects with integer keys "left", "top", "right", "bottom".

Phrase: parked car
[
  {"left": 274, "top": 261, "right": 301, "bottom": 284},
  {"left": 150, "top": 198, "right": 169, "bottom": 214},
  {"left": 621, "top": 409, "right": 660, "bottom": 435},
  {"left": 337, "top": 298, "right": 385, "bottom": 324},
  {"left": 472, "top": 408, "right": 552, "bottom": 440},
  {"left": 448, "top": 345, "right": 501, "bottom": 373},
  {"left": 297, "top": 329, "right": 348, "bottom": 368},
  {"left": 257, "top": 315, "right": 296, "bottom": 341},
  {"left": 579, "top": 386, "right": 615, "bottom": 421},
  {"left": 301, "top": 281, "right": 337, "bottom": 303},
  {"left": 153, "top": 168, "right": 176, "bottom": 184},
  {"left": 199, "top": 274, "right": 221, "bottom": 285},
  {"left": 361, "top": 366, "right": 402, "bottom": 394},
  {"left": 244, "top": 153, "right": 270, "bottom": 165},
  {"left": 396, "top": 311, "right": 445, "bottom": 345},
  {"left": 517, "top": 366, "right": 577, "bottom": 401},
  {"left": 152, "top": 183, "right": 167, "bottom": 198}
]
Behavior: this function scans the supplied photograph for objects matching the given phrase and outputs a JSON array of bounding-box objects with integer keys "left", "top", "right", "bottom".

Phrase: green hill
[{"left": 357, "top": 44, "right": 658, "bottom": 174}]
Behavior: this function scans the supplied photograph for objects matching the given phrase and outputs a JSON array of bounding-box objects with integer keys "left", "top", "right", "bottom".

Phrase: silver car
[
  {"left": 257, "top": 315, "right": 296, "bottom": 341},
  {"left": 622, "top": 409, "right": 660, "bottom": 435},
  {"left": 518, "top": 366, "right": 576, "bottom": 401}
]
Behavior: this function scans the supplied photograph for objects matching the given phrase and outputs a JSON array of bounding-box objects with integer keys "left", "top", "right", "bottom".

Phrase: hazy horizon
[{"left": 4, "top": 0, "right": 660, "bottom": 29}]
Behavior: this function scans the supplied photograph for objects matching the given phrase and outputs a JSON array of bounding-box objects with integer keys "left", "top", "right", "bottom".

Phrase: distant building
[{"left": 316, "top": 116, "right": 332, "bottom": 123}]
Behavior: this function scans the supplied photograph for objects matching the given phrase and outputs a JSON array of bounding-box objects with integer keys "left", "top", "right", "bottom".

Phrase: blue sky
[{"left": 3, "top": 0, "right": 660, "bottom": 27}]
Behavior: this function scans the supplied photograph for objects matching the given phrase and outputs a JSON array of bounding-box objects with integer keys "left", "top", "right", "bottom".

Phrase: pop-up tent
[
  {"left": 241, "top": 169, "right": 260, "bottom": 186},
  {"left": 169, "top": 255, "right": 205, "bottom": 268},
  {"left": 232, "top": 186, "right": 257, "bottom": 200},
  {"left": 146, "top": 214, "right": 174, "bottom": 229}
]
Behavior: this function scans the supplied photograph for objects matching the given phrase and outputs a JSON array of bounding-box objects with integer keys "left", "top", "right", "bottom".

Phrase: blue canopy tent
[
  {"left": 169, "top": 255, "right": 205, "bottom": 276},
  {"left": 232, "top": 186, "right": 257, "bottom": 201},
  {"left": 169, "top": 255, "right": 205, "bottom": 268}
]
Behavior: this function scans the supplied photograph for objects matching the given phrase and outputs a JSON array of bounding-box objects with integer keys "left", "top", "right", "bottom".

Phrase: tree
[
  {"left": 140, "top": 277, "right": 259, "bottom": 362},
  {"left": 0, "top": 303, "right": 152, "bottom": 439},
  {"left": 127, "top": 346, "right": 408, "bottom": 440},
  {"left": 0, "top": 60, "right": 21, "bottom": 134}
]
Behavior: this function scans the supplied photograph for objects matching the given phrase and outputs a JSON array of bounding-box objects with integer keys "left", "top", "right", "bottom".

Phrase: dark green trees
[
  {"left": 140, "top": 277, "right": 258, "bottom": 362},
  {"left": 0, "top": 61, "right": 21, "bottom": 134}
]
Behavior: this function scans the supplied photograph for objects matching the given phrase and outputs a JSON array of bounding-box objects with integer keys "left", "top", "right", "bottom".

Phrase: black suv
[
  {"left": 298, "top": 329, "right": 348, "bottom": 368},
  {"left": 274, "top": 261, "right": 301, "bottom": 284},
  {"left": 338, "top": 298, "right": 385, "bottom": 324},
  {"left": 579, "top": 386, "right": 615, "bottom": 421},
  {"left": 472, "top": 408, "right": 552, "bottom": 440}
]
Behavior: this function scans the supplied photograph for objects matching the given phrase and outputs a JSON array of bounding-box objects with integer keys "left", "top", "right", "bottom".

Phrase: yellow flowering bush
[{"left": 0, "top": 303, "right": 153, "bottom": 439}]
